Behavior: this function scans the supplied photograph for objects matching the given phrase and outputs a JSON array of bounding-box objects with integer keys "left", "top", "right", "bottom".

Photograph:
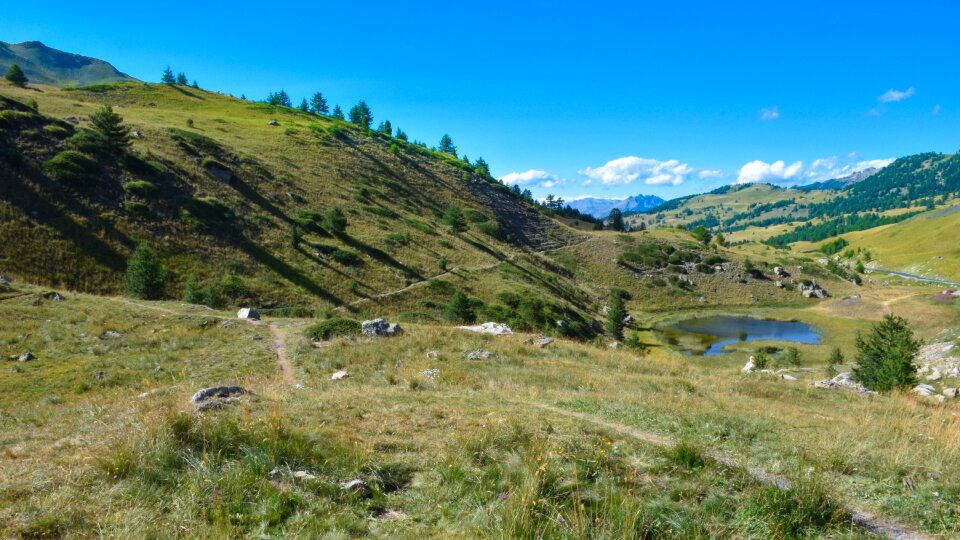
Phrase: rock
[
  {"left": 741, "top": 356, "right": 756, "bottom": 373},
  {"left": 147, "top": 102, "right": 157, "bottom": 107},
  {"left": 466, "top": 349, "right": 493, "bottom": 361},
  {"left": 425, "top": 350, "right": 439, "bottom": 359},
  {"left": 331, "top": 370, "right": 350, "bottom": 380},
  {"left": 0, "top": 274, "right": 11, "bottom": 285},
  {"left": 458, "top": 322, "right": 512, "bottom": 335},
  {"left": 622, "top": 315, "right": 635, "bottom": 326},
  {"left": 268, "top": 119, "right": 279, "bottom": 126},
  {"left": 948, "top": 367, "right": 960, "bottom": 378},
  {"left": 556, "top": 320, "right": 569, "bottom": 329},
  {"left": 608, "top": 341, "right": 621, "bottom": 350},
  {"left": 813, "top": 372, "right": 874, "bottom": 395},
  {"left": 535, "top": 337, "right": 554, "bottom": 348},
  {"left": 421, "top": 368, "right": 440, "bottom": 381},
  {"left": 340, "top": 479, "right": 370, "bottom": 496},
  {"left": 912, "top": 384, "right": 936, "bottom": 397},
  {"left": 43, "top": 291, "right": 64, "bottom": 301},
  {"left": 377, "top": 509, "right": 406, "bottom": 520},
  {"left": 102, "top": 331, "right": 122, "bottom": 339},
  {"left": 943, "top": 388, "right": 958, "bottom": 398},
  {"left": 237, "top": 308, "right": 260, "bottom": 320},
  {"left": 94, "top": 371, "right": 106, "bottom": 380},
  {"left": 780, "top": 374, "right": 798, "bottom": 381},
  {"left": 293, "top": 470, "right": 317, "bottom": 481},
  {"left": 927, "top": 369, "right": 942, "bottom": 381},
  {"left": 204, "top": 163, "right": 233, "bottom": 184},
  {"left": 131, "top": 130, "right": 142, "bottom": 138},
  {"left": 775, "top": 280, "right": 784, "bottom": 288},
  {"left": 17, "top": 352, "right": 35, "bottom": 362},
  {"left": 190, "top": 386, "right": 251, "bottom": 410},
  {"left": 362, "top": 318, "right": 403, "bottom": 337}
]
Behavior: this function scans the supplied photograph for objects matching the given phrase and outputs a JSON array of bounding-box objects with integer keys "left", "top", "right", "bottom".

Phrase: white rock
[
  {"left": 943, "top": 388, "right": 958, "bottom": 398},
  {"left": 458, "top": 322, "right": 512, "bottom": 335},
  {"left": 330, "top": 370, "right": 349, "bottom": 381},
  {"left": 927, "top": 369, "right": 942, "bottom": 381},
  {"left": 780, "top": 374, "right": 798, "bottom": 381},
  {"left": 237, "top": 308, "right": 260, "bottom": 320},
  {"left": 293, "top": 470, "right": 317, "bottom": 481},
  {"left": 741, "top": 356, "right": 756, "bottom": 373},
  {"left": 912, "top": 384, "right": 936, "bottom": 396}
]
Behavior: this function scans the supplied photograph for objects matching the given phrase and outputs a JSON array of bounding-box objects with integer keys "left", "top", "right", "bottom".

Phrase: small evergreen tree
[
  {"left": 378, "top": 119, "right": 392, "bottom": 136},
  {"left": 853, "top": 314, "right": 921, "bottom": 391},
  {"left": 474, "top": 157, "right": 490, "bottom": 177},
  {"left": 89, "top": 105, "right": 131, "bottom": 154},
  {"left": 608, "top": 208, "right": 625, "bottom": 232},
  {"left": 691, "top": 225, "right": 712, "bottom": 245},
  {"left": 828, "top": 347, "right": 844, "bottom": 365},
  {"left": 176, "top": 72, "right": 188, "bottom": 85},
  {"left": 395, "top": 128, "right": 408, "bottom": 141},
  {"left": 332, "top": 105, "right": 345, "bottom": 120},
  {"left": 298, "top": 98, "right": 310, "bottom": 112},
  {"left": 310, "top": 92, "right": 329, "bottom": 114},
  {"left": 5, "top": 63, "right": 27, "bottom": 87},
  {"left": 348, "top": 101, "right": 373, "bottom": 128},
  {"left": 438, "top": 134, "right": 457, "bottom": 156},
  {"left": 443, "top": 292, "right": 474, "bottom": 323},
  {"left": 191, "top": 80, "right": 199, "bottom": 89},
  {"left": 266, "top": 90, "right": 292, "bottom": 107},
  {"left": 161, "top": 66, "right": 176, "bottom": 85},
  {"left": 183, "top": 276, "right": 203, "bottom": 304},
  {"left": 125, "top": 244, "right": 165, "bottom": 299},
  {"left": 323, "top": 207, "right": 347, "bottom": 234},
  {"left": 605, "top": 291, "right": 626, "bottom": 340},
  {"left": 783, "top": 346, "right": 802, "bottom": 366},
  {"left": 443, "top": 205, "right": 468, "bottom": 234}
]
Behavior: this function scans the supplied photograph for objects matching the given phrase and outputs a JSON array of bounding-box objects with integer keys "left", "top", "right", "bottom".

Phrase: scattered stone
[
  {"left": 147, "top": 102, "right": 157, "bottom": 107},
  {"left": 425, "top": 350, "right": 439, "bottom": 359},
  {"left": 421, "top": 368, "right": 440, "bottom": 381},
  {"left": 622, "top": 315, "right": 635, "bottom": 326},
  {"left": 340, "top": 479, "right": 370, "bottom": 496},
  {"left": 17, "top": 352, "right": 35, "bottom": 362},
  {"left": 237, "top": 308, "right": 260, "bottom": 320},
  {"left": 927, "top": 369, "right": 942, "bottom": 381},
  {"left": 812, "top": 372, "right": 874, "bottom": 395},
  {"left": 608, "top": 341, "right": 621, "bottom": 350},
  {"left": 376, "top": 509, "right": 406, "bottom": 520},
  {"left": 102, "top": 331, "right": 122, "bottom": 339},
  {"left": 204, "top": 163, "right": 233, "bottom": 184},
  {"left": 0, "top": 275, "right": 11, "bottom": 285},
  {"left": 774, "top": 266, "right": 790, "bottom": 278},
  {"left": 362, "top": 318, "right": 403, "bottom": 337},
  {"left": 780, "top": 374, "right": 798, "bottom": 381},
  {"left": 775, "top": 280, "right": 784, "bottom": 288},
  {"left": 799, "top": 280, "right": 829, "bottom": 299},
  {"left": 190, "top": 386, "right": 251, "bottom": 410},
  {"left": 535, "top": 337, "right": 554, "bottom": 348},
  {"left": 43, "top": 292, "right": 64, "bottom": 301},
  {"left": 912, "top": 384, "right": 936, "bottom": 397},
  {"left": 466, "top": 349, "right": 493, "bottom": 361},
  {"left": 268, "top": 119, "right": 279, "bottom": 126},
  {"left": 556, "top": 320, "right": 569, "bottom": 329},
  {"left": 331, "top": 370, "right": 350, "bottom": 380},
  {"left": 458, "top": 322, "right": 512, "bottom": 335},
  {"left": 943, "top": 388, "right": 958, "bottom": 399},
  {"left": 94, "top": 371, "right": 106, "bottom": 380},
  {"left": 293, "top": 470, "right": 317, "bottom": 481},
  {"left": 741, "top": 356, "right": 756, "bottom": 373},
  {"left": 131, "top": 130, "right": 142, "bottom": 138}
]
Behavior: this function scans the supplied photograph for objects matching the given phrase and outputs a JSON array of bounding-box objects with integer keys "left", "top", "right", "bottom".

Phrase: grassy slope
[{"left": 1, "top": 280, "right": 957, "bottom": 537}]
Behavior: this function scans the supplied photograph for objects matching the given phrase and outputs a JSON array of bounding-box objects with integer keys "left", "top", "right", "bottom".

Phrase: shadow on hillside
[
  {"left": 228, "top": 175, "right": 293, "bottom": 225},
  {"left": 240, "top": 239, "right": 342, "bottom": 305},
  {"left": 339, "top": 235, "right": 422, "bottom": 281},
  {"left": 168, "top": 85, "right": 204, "bottom": 100}
]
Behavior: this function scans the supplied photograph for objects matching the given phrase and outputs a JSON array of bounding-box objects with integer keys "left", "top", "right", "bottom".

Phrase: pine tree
[
  {"left": 176, "top": 72, "right": 188, "bottom": 85},
  {"left": 828, "top": 347, "right": 844, "bottom": 365},
  {"left": 608, "top": 209, "right": 625, "bottom": 232},
  {"left": 332, "top": 105, "right": 345, "bottom": 120},
  {"left": 474, "top": 157, "right": 490, "bottom": 177},
  {"left": 395, "top": 129, "right": 408, "bottom": 141},
  {"left": 605, "top": 291, "right": 626, "bottom": 340},
  {"left": 443, "top": 205, "right": 468, "bottom": 234},
  {"left": 348, "top": 101, "right": 373, "bottom": 128},
  {"left": 89, "top": 105, "right": 131, "bottom": 154},
  {"left": 125, "top": 244, "right": 166, "bottom": 299},
  {"left": 443, "top": 292, "right": 474, "bottom": 323},
  {"left": 161, "top": 66, "right": 176, "bottom": 85},
  {"left": 438, "top": 134, "right": 457, "bottom": 156},
  {"left": 298, "top": 98, "right": 310, "bottom": 112},
  {"left": 853, "top": 314, "right": 921, "bottom": 391},
  {"left": 310, "top": 92, "right": 329, "bottom": 114},
  {"left": 266, "top": 90, "right": 292, "bottom": 107},
  {"left": 191, "top": 80, "right": 199, "bottom": 89},
  {"left": 323, "top": 207, "right": 347, "bottom": 234},
  {"left": 5, "top": 63, "right": 27, "bottom": 87},
  {"left": 378, "top": 119, "right": 392, "bottom": 136}
]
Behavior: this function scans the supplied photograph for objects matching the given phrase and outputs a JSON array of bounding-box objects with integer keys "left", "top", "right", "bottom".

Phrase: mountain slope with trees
[{"left": 0, "top": 41, "right": 137, "bottom": 86}]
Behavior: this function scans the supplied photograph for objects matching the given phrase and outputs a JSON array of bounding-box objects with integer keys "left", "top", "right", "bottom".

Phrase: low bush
[
  {"left": 124, "top": 180, "right": 159, "bottom": 197},
  {"left": 182, "top": 197, "right": 235, "bottom": 232},
  {"left": 121, "top": 201, "right": 151, "bottom": 218},
  {"left": 330, "top": 248, "right": 361, "bottom": 266},
  {"left": 42, "top": 150, "right": 98, "bottom": 185},
  {"left": 306, "top": 318, "right": 361, "bottom": 340},
  {"left": 463, "top": 209, "right": 489, "bottom": 223}
]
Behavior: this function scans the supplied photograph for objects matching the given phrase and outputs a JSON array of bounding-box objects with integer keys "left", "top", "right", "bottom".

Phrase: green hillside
[{"left": 0, "top": 41, "right": 137, "bottom": 86}]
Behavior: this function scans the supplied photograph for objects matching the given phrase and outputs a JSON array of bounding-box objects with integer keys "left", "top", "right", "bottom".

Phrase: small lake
[{"left": 661, "top": 315, "right": 820, "bottom": 356}]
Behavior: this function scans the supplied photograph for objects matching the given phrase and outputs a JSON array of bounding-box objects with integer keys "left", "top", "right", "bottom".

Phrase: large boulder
[
  {"left": 237, "top": 308, "right": 260, "bottom": 320},
  {"left": 741, "top": 356, "right": 756, "bottom": 373},
  {"left": 190, "top": 386, "right": 251, "bottom": 411},
  {"left": 458, "top": 322, "right": 513, "bottom": 335},
  {"left": 361, "top": 318, "right": 403, "bottom": 337}
]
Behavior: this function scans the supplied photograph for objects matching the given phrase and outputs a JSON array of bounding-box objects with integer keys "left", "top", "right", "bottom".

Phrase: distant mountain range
[
  {"left": 798, "top": 167, "right": 881, "bottom": 191},
  {"left": 566, "top": 193, "right": 665, "bottom": 219},
  {"left": 0, "top": 40, "right": 137, "bottom": 87}
]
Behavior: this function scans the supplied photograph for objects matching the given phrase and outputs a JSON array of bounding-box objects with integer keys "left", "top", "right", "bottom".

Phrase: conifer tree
[
  {"left": 323, "top": 207, "right": 347, "bottom": 234},
  {"left": 5, "top": 63, "right": 27, "bottom": 86},
  {"left": 332, "top": 105, "right": 345, "bottom": 120},
  {"left": 605, "top": 291, "right": 626, "bottom": 340},
  {"left": 443, "top": 205, "right": 468, "bottom": 234},
  {"left": 125, "top": 244, "right": 166, "bottom": 299},
  {"left": 443, "top": 292, "right": 474, "bottom": 323},
  {"left": 298, "top": 98, "right": 310, "bottom": 112},
  {"left": 395, "top": 128, "right": 408, "bottom": 141},
  {"left": 608, "top": 209, "right": 625, "bottom": 232},
  {"left": 176, "top": 72, "right": 188, "bottom": 85},
  {"left": 310, "top": 92, "right": 329, "bottom": 114},
  {"left": 161, "top": 66, "right": 176, "bottom": 85},
  {"left": 378, "top": 120, "right": 392, "bottom": 136},
  {"left": 438, "top": 134, "right": 457, "bottom": 156},
  {"left": 348, "top": 100, "right": 373, "bottom": 128},
  {"left": 474, "top": 157, "right": 490, "bottom": 177},
  {"left": 89, "top": 105, "right": 131, "bottom": 154},
  {"left": 853, "top": 314, "right": 921, "bottom": 391}
]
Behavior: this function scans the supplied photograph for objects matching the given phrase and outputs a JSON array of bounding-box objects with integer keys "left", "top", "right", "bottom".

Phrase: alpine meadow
[{"left": 1, "top": 3, "right": 959, "bottom": 538}]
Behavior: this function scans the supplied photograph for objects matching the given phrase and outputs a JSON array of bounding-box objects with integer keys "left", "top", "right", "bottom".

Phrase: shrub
[
  {"left": 740, "top": 479, "right": 848, "bottom": 537},
  {"left": 463, "top": 209, "right": 489, "bottom": 223},
  {"left": 183, "top": 276, "right": 203, "bottom": 304},
  {"left": 43, "top": 124, "right": 71, "bottom": 138},
  {"left": 124, "top": 180, "right": 158, "bottom": 197},
  {"left": 182, "top": 197, "right": 234, "bottom": 232},
  {"left": 122, "top": 201, "right": 151, "bottom": 218},
  {"left": 327, "top": 124, "right": 345, "bottom": 139},
  {"left": 323, "top": 207, "right": 347, "bottom": 234},
  {"left": 668, "top": 442, "right": 707, "bottom": 469},
  {"left": 363, "top": 205, "right": 399, "bottom": 219},
  {"left": 753, "top": 350, "right": 770, "bottom": 370},
  {"left": 305, "top": 318, "right": 361, "bottom": 341},
  {"left": 125, "top": 244, "right": 165, "bottom": 299},
  {"left": 383, "top": 232, "right": 410, "bottom": 250},
  {"left": 220, "top": 275, "right": 246, "bottom": 298},
  {"left": 782, "top": 346, "right": 802, "bottom": 367},
  {"left": 438, "top": 257, "right": 447, "bottom": 271},
  {"left": 828, "top": 347, "right": 844, "bottom": 365},
  {"left": 330, "top": 248, "right": 361, "bottom": 266},
  {"left": 605, "top": 292, "right": 626, "bottom": 340},
  {"left": 476, "top": 222, "right": 507, "bottom": 242},
  {"left": 853, "top": 314, "right": 921, "bottom": 391},
  {"left": 42, "top": 150, "right": 98, "bottom": 185},
  {"left": 443, "top": 205, "right": 468, "bottom": 234}
]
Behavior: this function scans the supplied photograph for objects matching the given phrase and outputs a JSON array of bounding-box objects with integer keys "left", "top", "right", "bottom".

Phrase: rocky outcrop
[
  {"left": 362, "top": 318, "right": 403, "bottom": 337},
  {"left": 190, "top": 386, "right": 251, "bottom": 410},
  {"left": 458, "top": 322, "right": 512, "bottom": 335},
  {"left": 800, "top": 280, "right": 829, "bottom": 298},
  {"left": 237, "top": 308, "right": 260, "bottom": 320},
  {"left": 812, "top": 372, "right": 874, "bottom": 395}
]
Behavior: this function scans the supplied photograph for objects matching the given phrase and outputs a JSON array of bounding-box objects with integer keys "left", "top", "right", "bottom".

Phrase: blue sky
[{"left": 4, "top": 1, "right": 958, "bottom": 201}]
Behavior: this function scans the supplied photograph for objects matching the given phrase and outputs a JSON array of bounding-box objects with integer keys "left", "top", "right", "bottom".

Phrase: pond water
[{"left": 661, "top": 315, "right": 820, "bottom": 356}]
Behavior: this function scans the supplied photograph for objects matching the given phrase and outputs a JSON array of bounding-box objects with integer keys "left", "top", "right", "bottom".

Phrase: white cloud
[
  {"left": 578, "top": 156, "right": 702, "bottom": 186},
  {"left": 760, "top": 106, "right": 780, "bottom": 121},
  {"left": 736, "top": 154, "right": 894, "bottom": 185},
  {"left": 878, "top": 86, "right": 915, "bottom": 103},
  {"left": 932, "top": 104, "right": 942, "bottom": 115},
  {"left": 499, "top": 169, "right": 562, "bottom": 188},
  {"left": 737, "top": 160, "right": 804, "bottom": 184},
  {"left": 698, "top": 169, "right": 723, "bottom": 179}
]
